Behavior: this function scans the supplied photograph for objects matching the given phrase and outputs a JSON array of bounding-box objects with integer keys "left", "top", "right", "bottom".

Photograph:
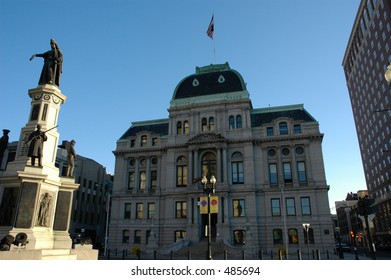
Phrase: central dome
[{"left": 172, "top": 62, "right": 246, "bottom": 100}]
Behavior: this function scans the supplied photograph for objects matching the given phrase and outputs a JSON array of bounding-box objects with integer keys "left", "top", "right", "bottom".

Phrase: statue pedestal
[{"left": 0, "top": 85, "right": 97, "bottom": 260}]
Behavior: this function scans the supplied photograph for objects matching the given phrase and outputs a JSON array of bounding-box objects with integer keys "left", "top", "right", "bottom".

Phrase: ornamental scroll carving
[{"left": 187, "top": 132, "right": 227, "bottom": 145}]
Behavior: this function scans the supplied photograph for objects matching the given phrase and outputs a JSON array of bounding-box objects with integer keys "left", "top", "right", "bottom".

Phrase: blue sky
[{"left": 0, "top": 0, "right": 363, "bottom": 212}]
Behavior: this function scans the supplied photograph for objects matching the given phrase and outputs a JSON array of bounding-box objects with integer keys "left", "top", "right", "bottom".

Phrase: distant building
[
  {"left": 109, "top": 63, "right": 334, "bottom": 259},
  {"left": 342, "top": 0, "right": 391, "bottom": 244},
  {"left": 2, "top": 140, "right": 111, "bottom": 248},
  {"left": 335, "top": 190, "right": 369, "bottom": 246}
]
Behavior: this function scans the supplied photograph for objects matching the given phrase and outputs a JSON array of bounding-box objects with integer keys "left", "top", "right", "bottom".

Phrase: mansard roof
[
  {"left": 172, "top": 62, "right": 246, "bottom": 100},
  {"left": 251, "top": 104, "right": 317, "bottom": 127},
  {"left": 119, "top": 119, "right": 169, "bottom": 140}
]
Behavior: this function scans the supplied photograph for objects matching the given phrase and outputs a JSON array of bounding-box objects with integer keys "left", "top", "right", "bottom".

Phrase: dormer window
[{"left": 279, "top": 122, "right": 288, "bottom": 135}]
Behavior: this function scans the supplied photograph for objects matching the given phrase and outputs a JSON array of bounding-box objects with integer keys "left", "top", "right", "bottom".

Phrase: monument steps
[{"left": 41, "top": 249, "right": 77, "bottom": 260}]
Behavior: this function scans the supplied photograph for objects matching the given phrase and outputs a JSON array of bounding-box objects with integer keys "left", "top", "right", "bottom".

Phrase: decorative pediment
[{"left": 188, "top": 132, "right": 227, "bottom": 144}]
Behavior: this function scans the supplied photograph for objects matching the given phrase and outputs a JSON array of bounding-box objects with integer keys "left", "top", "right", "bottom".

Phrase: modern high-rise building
[
  {"left": 109, "top": 62, "right": 334, "bottom": 259},
  {"left": 342, "top": 0, "right": 391, "bottom": 244}
]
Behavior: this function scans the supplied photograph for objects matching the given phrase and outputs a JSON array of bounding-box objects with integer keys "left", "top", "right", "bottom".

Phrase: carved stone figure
[
  {"left": 37, "top": 192, "right": 51, "bottom": 227},
  {"left": 30, "top": 39, "right": 63, "bottom": 87},
  {"left": 66, "top": 140, "right": 77, "bottom": 177},
  {"left": 27, "top": 124, "right": 47, "bottom": 167}
]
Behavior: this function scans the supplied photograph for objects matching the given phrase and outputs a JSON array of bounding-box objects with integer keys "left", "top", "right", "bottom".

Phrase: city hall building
[{"left": 108, "top": 63, "right": 334, "bottom": 258}]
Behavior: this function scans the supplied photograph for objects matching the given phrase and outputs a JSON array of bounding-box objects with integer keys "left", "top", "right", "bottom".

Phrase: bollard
[
  {"left": 271, "top": 250, "right": 273, "bottom": 259},
  {"left": 107, "top": 249, "right": 111, "bottom": 260},
  {"left": 278, "top": 249, "right": 283, "bottom": 260},
  {"left": 224, "top": 250, "right": 228, "bottom": 260},
  {"left": 154, "top": 250, "right": 157, "bottom": 260},
  {"left": 297, "top": 249, "right": 302, "bottom": 260},
  {"left": 326, "top": 250, "right": 329, "bottom": 259},
  {"left": 242, "top": 250, "right": 246, "bottom": 260},
  {"left": 316, "top": 250, "right": 320, "bottom": 260},
  {"left": 188, "top": 250, "right": 191, "bottom": 260},
  {"left": 122, "top": 249, "right": 125, "bottom": 260},
  {"left": 258, "top": 250, "right": 263, "bottom": 260}
]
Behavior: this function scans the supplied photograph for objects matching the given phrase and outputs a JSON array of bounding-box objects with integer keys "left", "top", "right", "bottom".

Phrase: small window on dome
[
  {"left": 192, "top": 78, "right": 199, "bottom": 87},
  {"left": 218, "top": 74, "right": 225, "bottom": 83}
]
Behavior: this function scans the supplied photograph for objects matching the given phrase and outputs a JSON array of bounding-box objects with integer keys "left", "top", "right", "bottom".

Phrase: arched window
[
  {"left": 279, "top": 122, "right": 288, "bottom": 135},
  {"left": 231, "top": 152, "right": 244, "bottom": 184},
  {"left": 183, "top": 120, "right": 189, "bottom": 134},
  {"left": 174, "top": 230, "right": 186, "bottom": 242},
  {"left": 236, "top": 115, "right": 242, "bottom": 128},
  {"left": 141, "top": 135, "right": 148, "bottom": 146},
  {"left": 202, "top": 118, "right": 208, "bottom": 131},
  {"left": 176, "top": 156, "right": 188, "bottom": 187},
  {"left": 233, "top": 230, "right": 246, "bottom": 245},
  {"left": 273, "top": 229, "right": 283, "bottom": 244},
  {"left": 288, "top": 228, "right": 299, "bottom": 244},
  {"left": 202, "top": 152, "right": 217, "bottom": 180},
  {"left": 229, "top": 116, "right": 235, "bottom": 129},
  {"left": 177, "top": 121, "right": 182, "bottom": 134},
  {"left": 209, "top": 117, "right": 215, "bottom": 131}
]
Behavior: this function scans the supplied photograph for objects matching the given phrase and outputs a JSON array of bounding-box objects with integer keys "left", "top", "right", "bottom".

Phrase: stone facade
[{"left": 109, "top": 63, "right": 335, "bottom": 258}]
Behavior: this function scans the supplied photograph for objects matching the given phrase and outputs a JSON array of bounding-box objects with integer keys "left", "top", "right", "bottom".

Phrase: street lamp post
[
  {"left": 302, "top": 223, "right": 310, "bottom": 259},
  {"left": 201, "top": 175, "right": 216, "bottom": 260}
]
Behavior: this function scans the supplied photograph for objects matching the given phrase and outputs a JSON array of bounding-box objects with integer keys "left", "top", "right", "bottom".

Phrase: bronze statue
[
  {"left": 0, "top": 129, "right": 10, "bottom": 170},
  {"left": 30, "top": 39, "right": 63, "bottom": 87},
  {"left": 66, "top": 140, "right": 77, "bottom": 177},
  {"left": 27, "top": 124, "right": 47, "bottom": 167}
]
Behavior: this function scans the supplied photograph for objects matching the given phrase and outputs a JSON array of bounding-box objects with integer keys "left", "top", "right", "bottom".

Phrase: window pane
[
  {"left": 283, "top": 162, "right": 292, "bottom": 183},
  {"left": 297, "top": 162, "right": 307, "bottom": 182},
  {"left": 233, "top": 199, "right": 245, "bottom": 217},
  {"left": 273, "top": 229, "right": 283, "bottom": 244},
  {"left": 301, "top": 197, "right": 311, "bottom": 215},
  {"left": 139, "top": 171, "right": 146, "bottom": 190},
  {"left": 288, "top": 228, "right": 299, "bottom": 244},
  {"left": 286, "top": 198, "right": 296, "bottom": 216},
  {"left": 271, "top": 198, "right": 281, "bottom": 216},
  {"left": 279, "top": 122, "right": 288, "bottom": 135},
  {"left": 269, "top": 163, "right": 278, "bottom": 184},
  {"left": 267, "top": 127, "right": 274, "bottom": 136},
  {"left": 236, "top": 115, "right": 242, "bottom": 129},
  {"left": 229, "top": 116, "right": 235, "bottom": 129}
]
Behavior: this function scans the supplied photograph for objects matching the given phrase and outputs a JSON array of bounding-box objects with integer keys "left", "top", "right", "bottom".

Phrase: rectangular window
[
  {"left": 128, "top": 172, "right": 135, "bottom": 190},
  {"left": 267, "top": 127, "right": 274, "bottom": 136},
  {"left": 176, "top": 201, "right": 187, "bottom": 218},
  {"left": 288, "top": 228, "right": 299, "bottom": 244},
  {"left": 148, "top": 203, "right": 155, "bottom": 219},
  {"left": 297, "top": 162, "right": 307, "bottom": 182},
  {"left": 139, "top": 171, "right": 146, "bottom": 190},
  {"left": 300, "top": 197, "right": 311, "bottom": 215},
  {"left": 122, "top": 230, "right": 130, "bottom": 243},
  {"left": 233, "top": 199, "right": 245, "bottom": 217},
  {"left": 141, "top": 135, "right": 147, "bottom": 147},
  {"left": 273, "top": 229, "right": 283, "bottom": 244},
  {"left": 269, "top": 163, "right": 278, "bottom": 184},
  {"left": 136, "top": 203, "right": 143, "bottom": 219},
  {"left": 152, "top": 138, "right": 158, "bottom": 146},
  {"left": 134, "top": 230, "right": 141, "bottom": 244},
  {"left": 271, "top": 198, "right": 281, "bottom": 216},
  {"left": 286, "top": 198, "right": 296, "bottom": 216},
  {"left": 232, "top": 162, "right": 244, "bottom": 184},
  {"left": 293, "top": 124, "right": 301, "bottom": 134},
  {"left": 177, "top": 166, "right": 188, "bottom": 187},
  {"left": 150, "top": 170, "right": 157, "bottom": 192},
  {"left": 124, "top": 203, "right": 131, "bottom": 219},
  {"left": 283, "top": 162, "right": 292, "bottom": 183}
]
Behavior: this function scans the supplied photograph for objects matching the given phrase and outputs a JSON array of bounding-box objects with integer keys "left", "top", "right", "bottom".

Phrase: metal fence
[{"left": 102, "top": 248, "right": 336, "bottom": 260}]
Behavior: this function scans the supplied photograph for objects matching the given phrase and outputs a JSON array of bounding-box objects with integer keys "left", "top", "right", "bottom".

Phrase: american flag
[{"left": 206, "top": 15, "right": 214, "bottom": 39}]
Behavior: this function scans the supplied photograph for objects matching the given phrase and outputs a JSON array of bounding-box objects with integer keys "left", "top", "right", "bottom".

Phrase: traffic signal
[{"left": 350, "top": 230, "right": 355, "bottom": 238}]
